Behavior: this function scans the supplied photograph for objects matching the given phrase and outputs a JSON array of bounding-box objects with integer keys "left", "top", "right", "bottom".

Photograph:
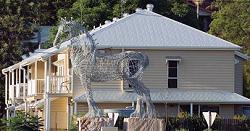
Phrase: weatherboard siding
[
  {"left": 234, "top": 56, "right": 244, "bottom": 95},
  {"left": 73, "top": 49, "right": 235, "bottom": 97},
  {"left": 142, "top": 50, "right": 235, "bottom": 91}
]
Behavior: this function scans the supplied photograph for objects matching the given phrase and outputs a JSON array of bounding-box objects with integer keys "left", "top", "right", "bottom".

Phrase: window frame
[{"left": 167, "top": 60, "right": 179, "bottom": 88}]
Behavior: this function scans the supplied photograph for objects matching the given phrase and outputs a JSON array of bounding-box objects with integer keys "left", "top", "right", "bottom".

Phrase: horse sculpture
[{"left": 53, "top": 19, "right": 156, "bottom": 118}]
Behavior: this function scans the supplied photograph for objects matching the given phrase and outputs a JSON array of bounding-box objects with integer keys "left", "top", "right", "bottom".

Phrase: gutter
[{"left": 235, "top": 51, "right": 249, "bottom": 60}]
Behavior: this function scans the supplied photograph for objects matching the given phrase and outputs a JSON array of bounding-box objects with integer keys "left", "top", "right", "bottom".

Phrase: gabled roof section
[{"left": 91, "top": 9, "right": 240, "bottom": 50}]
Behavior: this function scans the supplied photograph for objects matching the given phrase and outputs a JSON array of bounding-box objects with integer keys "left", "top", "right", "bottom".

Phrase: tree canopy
[
  {"left": 56, "top": 0, "right": 199, "bottom": 28},
  {"left": 209, "top": 0, "right": 250, "bottom": 97},
  {"left": 0, "top": 0, "right": 36, "bottom": 118},
  {"left": 0, "top": 0, "right": 75, "bottom": 118},
  {"left": 43, "top": 0, "right": 199, "bottom": 48}
]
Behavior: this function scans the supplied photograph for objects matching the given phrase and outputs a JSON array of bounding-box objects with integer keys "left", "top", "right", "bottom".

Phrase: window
[
  {"left": 128, "top": 60, "right": 139, "bottom": 88},
  {"left": 168, "top": 61, "right": 178, "bottom": 88}
]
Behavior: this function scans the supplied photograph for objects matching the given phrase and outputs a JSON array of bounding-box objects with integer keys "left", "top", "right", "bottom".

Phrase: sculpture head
[{"left": 53, "top": 18, "right": 97, "bottom": 55}]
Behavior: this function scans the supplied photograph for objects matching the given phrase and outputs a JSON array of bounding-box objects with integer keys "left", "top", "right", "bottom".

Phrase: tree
[
  {"left": 56, "top": 0, "right": 198, "bottom": 28},
  {"left": 209, "top": 0, "right": 250, "bottom": 97},
  {"left": 0, "top": 0, "right": 76, "bottom": 118},
  {"left": 0, "top": 0, "right": 36, "bottom": 118}
]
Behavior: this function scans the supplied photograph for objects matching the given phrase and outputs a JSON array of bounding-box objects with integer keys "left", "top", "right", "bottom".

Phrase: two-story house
[{"left": 2, "top": 4, "right": 249, "bottom": 130}]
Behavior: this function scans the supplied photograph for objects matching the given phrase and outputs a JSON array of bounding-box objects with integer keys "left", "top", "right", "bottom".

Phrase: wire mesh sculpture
[{"left": 53, "top": 19, "right": 156, "bottom": 118}]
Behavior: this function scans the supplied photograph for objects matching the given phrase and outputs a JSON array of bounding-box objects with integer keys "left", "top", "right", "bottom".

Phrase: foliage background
[{"left": 209, "top": 0, "right": 250, "bottom": 97}]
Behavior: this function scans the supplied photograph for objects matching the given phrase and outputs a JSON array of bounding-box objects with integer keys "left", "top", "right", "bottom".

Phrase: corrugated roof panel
[
  {"left": 74, "top": 89, "right": 250, "bottom": 104},
  {"left": 91, "top": 10, "right": 240, "bottom": 50}
]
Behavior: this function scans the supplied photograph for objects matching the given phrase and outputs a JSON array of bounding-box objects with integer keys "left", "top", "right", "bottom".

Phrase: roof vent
[
  {"left": 123, "top": 13, "right": 129, "bottom": 17},
  {"left": 112, "top": 17, "right": 118, "bottom": 21},
  {"left": 105, "top": 20, "right": 111, "bottom": 24},
  {"left": 135, "top": 8, "right": 143, "bottom": 12},
  {"left": 146, "top": 4, "right": 154, "bottom": 11}
]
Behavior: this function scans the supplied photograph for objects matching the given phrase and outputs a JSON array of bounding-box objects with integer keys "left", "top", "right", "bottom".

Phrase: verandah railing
[
  {"left": 27, "top": 79, "right": 44, "bottom": 96},
  {"left": 49, "top": 75, "right": 71, "bottom": 94}
]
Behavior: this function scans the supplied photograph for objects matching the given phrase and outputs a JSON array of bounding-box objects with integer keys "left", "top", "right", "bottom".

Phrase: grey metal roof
[
  {"left": 90, "top": 9, "right": 240, "bottom": 50},
  {"left": 74, "top": 89, "right": 250, "bottom": 104}
]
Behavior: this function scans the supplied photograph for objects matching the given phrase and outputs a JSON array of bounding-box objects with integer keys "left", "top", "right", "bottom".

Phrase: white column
[
  {"left": 22, "top": 67, "right": 27, "bottom": 114},
  {"left": 46, "top": 58, "right": 51, "bottom": 93},
  {"left": 4, "top": 73, "right": 7, "bottom": 107},
  {"left": 4, "top": 72, "right": 9, "bottom": 119},
  {"left": 17, "top": 66, "right": 21, "bottom": 97},
  {"left": 27, "top": 65, "right": 30, "bottom": 96},
  {"left": 24, "top": 101, "right": 28, "bottom": 114},
  {"left": 23, "top": 67, "right": 26, "bottom": 97},
  {"left": 44, "top": 94, "right": 51, "bottom": 131},
  {"left": 165, "top": 103, "right": 168, "bottom": 119},
  {"left": 11, "top": 70, "right": 16, "bottom": 116},
  {"left": 74, "top": 102, "right": 78, "bottom": 115},
  {"left": 7, "top": 71, "right": 11, "bottom": 119},
  {"left": 44, "top": 61, "right": 47, "bottom": 94},
  {"left": 44, "top": 58, "right": 51, "bottom": 131},
  {"left": 190, "top": 103, "right": 193, "bottom": 117},
  {"left": 35, "top": 61, "right": 38, "bottom": 94},
  {"left": 19, "top": 67, "right": 21, "bottom": 94},
  {"left": 15, "top": 69, "right": 18, "bottom": 97},
  {"left": 177, "top": 104, "right": 181, "bottom": 116},
  {"left": 177, "top": 104, "right": 180, "bottom": 115}
]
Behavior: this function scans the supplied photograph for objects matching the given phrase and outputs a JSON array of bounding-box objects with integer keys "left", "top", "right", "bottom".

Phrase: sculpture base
[
  {"left": 78, "top": 117, "right": 113, "bottom": 131},
  {"left": 124, "top": 118, "right": 166, "bottom": 131}
]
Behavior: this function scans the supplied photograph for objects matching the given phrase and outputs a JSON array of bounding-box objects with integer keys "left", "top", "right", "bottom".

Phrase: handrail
[{"left": 49, "top": 75, "right": 71, "bottom": 94}]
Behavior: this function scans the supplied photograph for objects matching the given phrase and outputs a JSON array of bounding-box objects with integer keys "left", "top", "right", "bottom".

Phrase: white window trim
[{"left": 167, "top": 60, "right": 179, "bottom": 88}]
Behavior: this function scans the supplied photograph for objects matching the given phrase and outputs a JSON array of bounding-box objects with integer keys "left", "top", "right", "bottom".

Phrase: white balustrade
[{"left": 49, "top": 76, "right": 71, "bottom": 93}]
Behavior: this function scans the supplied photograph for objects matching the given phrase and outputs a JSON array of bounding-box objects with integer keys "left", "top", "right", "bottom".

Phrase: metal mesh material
[{"left": 53, "top": 18, "right": 156, "bottom": 118}]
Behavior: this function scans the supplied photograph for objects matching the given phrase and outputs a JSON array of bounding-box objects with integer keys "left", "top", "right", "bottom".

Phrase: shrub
[
  {"left": 233, "top": 114, "right": 247, "bottom": 121},
  {"left": 167, "top": 113, "right": 207, "bottom": 131},
  {"left": 0, "top": 112, "right": 43, "bottom": 131}
]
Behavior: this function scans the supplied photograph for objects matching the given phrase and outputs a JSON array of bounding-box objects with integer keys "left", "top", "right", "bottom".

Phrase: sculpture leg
[
  {"left": 130, "top": 96, "right": 145, "bottom": 118},
  {"left": 143, "top": 90, "right": 156, "bottom": 118},
  {"left": 127, "top": 78, "right": 156, "bottom": 118},
  {"left": 83, "top": 80, "right": 102, "bottom": 118}
]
